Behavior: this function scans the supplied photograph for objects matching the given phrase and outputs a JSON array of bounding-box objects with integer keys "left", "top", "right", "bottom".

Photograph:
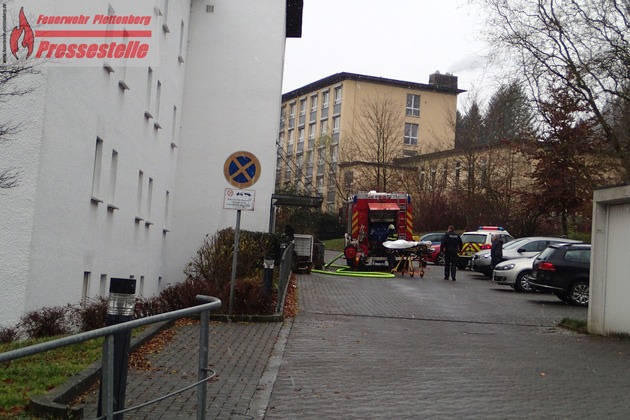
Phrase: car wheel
[
  {"left": 436, "top": 252, "right": 445, "bottom": 266},
  {"left": 457, "top": 260, "right": 469, "bottom": 270},
  {"left": 568, "top": 280, "right": 589, "bottom": 307},
  {"left": 514, "top": 270, "right": 534, "bottom": 293}
]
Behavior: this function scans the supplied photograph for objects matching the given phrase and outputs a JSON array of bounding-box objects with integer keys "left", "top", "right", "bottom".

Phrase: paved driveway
[{"left": 264, "top": 261, "right": 630, "bottom": 419}]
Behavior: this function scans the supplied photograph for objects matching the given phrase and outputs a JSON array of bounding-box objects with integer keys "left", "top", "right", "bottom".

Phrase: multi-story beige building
[{"left": 276, "top": 72, "right": 464, "bottom": 212}]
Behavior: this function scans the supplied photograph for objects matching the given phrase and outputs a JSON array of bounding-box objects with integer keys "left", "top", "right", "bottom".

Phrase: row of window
[
  {"left": 91, "top": 138, "right": 172, "bottom": 232},
  {"left": 418, "top": 161, "right": 494, "bottom": 190}
]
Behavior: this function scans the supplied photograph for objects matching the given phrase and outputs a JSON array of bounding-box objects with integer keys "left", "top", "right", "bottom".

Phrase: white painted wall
[
  {"left": 1, "top": 0, "right": 288, "bottom": 328},
  {"left": 166, "top": 0, "right": 286, "bottom": 282},
  {"left": 588, "top": 184, "right": 630, "bottom": 336}
]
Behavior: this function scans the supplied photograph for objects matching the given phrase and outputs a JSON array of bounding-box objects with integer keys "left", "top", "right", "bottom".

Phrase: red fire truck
[{"left": 341, "top": 191, "right": 413, "bottom": 269}]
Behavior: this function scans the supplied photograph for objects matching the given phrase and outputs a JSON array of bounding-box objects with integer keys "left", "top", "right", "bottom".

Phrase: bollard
[
  {"left": 97, "top": 278, "right": 136, "bottom": 420},
  {"left": 262, "top": 255, "right": 274, "bottom": 297}
]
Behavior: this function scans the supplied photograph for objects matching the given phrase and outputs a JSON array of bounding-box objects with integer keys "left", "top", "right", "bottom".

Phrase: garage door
[{"left": 604, "top": 203, "right": 630, "bottom": 334}]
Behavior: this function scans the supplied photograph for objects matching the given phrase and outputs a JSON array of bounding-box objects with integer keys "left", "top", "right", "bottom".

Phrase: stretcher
[{"left": 383, "top": 239, "right": 432, "bottom": 277}]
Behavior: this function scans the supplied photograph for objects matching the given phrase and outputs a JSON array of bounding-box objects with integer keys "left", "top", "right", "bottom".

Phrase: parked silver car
[
  {"left": 472, "top": 236, "right": 581, "bottom": 277},
  {"left": 492, "top": 255, "right": 538, "bottom": 292}
]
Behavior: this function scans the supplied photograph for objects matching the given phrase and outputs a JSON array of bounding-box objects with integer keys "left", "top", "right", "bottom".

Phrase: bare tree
[
  {"left": 480, "top": 0, "right": 630, "bottom": 181},
  {"left": 340, "top": 95, "right": 405, "bottom": 192},
  {"left": 0, "top": 61, "right": 40, "bottom": 189}
]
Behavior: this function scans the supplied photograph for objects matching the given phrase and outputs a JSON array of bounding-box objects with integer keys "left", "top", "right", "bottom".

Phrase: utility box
[
  {"left": 293, "top": 234, "right": 314, "bottom": 274},
  {"left": 312, "top": 240, "right": 325, "bottom": 270}
]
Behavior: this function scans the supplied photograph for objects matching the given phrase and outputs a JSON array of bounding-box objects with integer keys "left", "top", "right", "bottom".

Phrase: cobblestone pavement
[
  {"left": 265, "top": 261, "right": 630, "bottom": 419},
  {"left": 81, "top": 321, "right": 283, "bottom": 419},
  {"left": 81, "top": 255, "right": 630, "bottom": 419}
]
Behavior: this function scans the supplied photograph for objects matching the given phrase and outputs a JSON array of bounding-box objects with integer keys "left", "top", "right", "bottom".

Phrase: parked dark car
[{"left": 530, "top": 243, "right": 591, "bottom": 307}]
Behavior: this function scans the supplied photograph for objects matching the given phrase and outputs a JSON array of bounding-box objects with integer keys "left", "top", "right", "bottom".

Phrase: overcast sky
[{"left": 282, "top": 0, "right": 499, "bottom": 108}]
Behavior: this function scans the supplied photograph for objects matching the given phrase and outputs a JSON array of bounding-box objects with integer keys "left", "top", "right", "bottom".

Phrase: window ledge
[
  {"left": 145, "top": 221, "right": 154, "bottom": 227},
  {"left": 91, "top": 196, "right": 103, "bottom": 204},
  {"left": 178, "top": 55, "right": 185, "bottom": 64},
  {"left": 135, "top": 216, "right": 144, "bottom": 223},
  {"left": 144, "top": 111, "right": 154, "bottom": 119},
  {"left": 118, "top": 80, "right": 130, "bottom": 91},
  {"left": 154, "top": 122, "right": 162, "bottom": 130},
  {"left": 163, "top": 228, "right": 170, "bottom": 234},
  {"left": 107, "top": 204, "right": 119, "bottom": 211},
  {"left": 103, "top": 62, "right": 114, "bottom": 73},
  {"left": 162, "top": 23, "right": 170, "bottom": 33},
  {"left": 170, "top": 142, "right": 177, "bottom": 148}
]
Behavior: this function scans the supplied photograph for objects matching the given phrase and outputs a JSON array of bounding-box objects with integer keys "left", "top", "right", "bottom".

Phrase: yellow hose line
[{"left": 314, "top": 254, "right": 396, "bottom": 278}]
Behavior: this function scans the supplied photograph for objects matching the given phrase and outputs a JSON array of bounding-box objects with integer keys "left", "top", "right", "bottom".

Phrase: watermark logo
[
  {"left": 3, "top": 1, "right": 158, "bottom": 66},
  {"left": 10, "top": 7, "right": 34, "bottom": 59}
]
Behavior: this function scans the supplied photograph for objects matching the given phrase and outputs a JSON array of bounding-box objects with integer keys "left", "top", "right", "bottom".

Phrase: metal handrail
[{"left": 0, "top": 295, "right": 221, "bottom": 420}]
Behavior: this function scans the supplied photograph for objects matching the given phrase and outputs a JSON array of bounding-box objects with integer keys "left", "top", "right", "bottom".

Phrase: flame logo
[{"left": 10, "top": 7, "right": 35, "bottom": 59}]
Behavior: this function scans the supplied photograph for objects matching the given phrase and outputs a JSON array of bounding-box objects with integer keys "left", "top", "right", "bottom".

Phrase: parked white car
[
  {"left": 492, "top": 256, "right": 539, "bottom": 293},
  {"left": 473, "top": 236, "right": 581, "bottom": 278}
]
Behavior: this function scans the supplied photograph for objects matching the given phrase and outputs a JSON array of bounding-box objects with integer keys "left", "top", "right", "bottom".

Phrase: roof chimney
[{"left": 429, "top": 72, "right": 458, "bottom": 90}]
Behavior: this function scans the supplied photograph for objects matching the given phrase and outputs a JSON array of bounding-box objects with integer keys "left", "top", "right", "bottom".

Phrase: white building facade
[{"left": 0, "top": 0, "right": 301, "bottom": 328}]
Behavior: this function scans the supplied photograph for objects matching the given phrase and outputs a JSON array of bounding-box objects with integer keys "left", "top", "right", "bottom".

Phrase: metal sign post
[
  {"left": 229, "top": 209, "right": 241, "bottom": 315},
  {"left": 223, "top": 151, "right": 260, "bottom": 315}
]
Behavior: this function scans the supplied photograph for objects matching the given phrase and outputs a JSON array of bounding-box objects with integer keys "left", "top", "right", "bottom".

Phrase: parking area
[{"left": 265, "top": 258, "right": 630, "bottom": 419}]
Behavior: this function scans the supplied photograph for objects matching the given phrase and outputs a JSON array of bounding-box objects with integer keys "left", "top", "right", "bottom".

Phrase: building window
[
  {"left": 99, "top": 274, "right": 107, "bottom": 296},
  {"left": 310, "top": 94, "right": 318, "bottom": 112},
  {"left": 107, "top": 150, "right": 118, "bottom": 208},
  {"left": 344, "top": 171, "right": 353, "bottom": 189},
  {"left": 297, "top": 127, "right": 305, "bottom": 153},
  {"left": 279, "top": 105, "right": 285, "bottom": 129},
  {"left": 308, "top": 123, "right": 316, "bottom": 149},
  {"left": 91, "top": 138, "right": 104, "bottom": 202},
  {"left": 320, "top": 120, "right": 328, "bottom": 135},
  {"left": 136, "top": 170, "right": 144, "bottom": 220},
  {"left": 82, "top": 272, "right": 91, "bottom": 305},
  {"left": 178, "top": 20, "right": 185, "bottom": 62},
  {"left": 289, "top": 102, "right": 296, "bottom": 118},
  {"left": 146, "top": 68, "right": 153, "bottom": 115},
  {"left": 164, "top": 190, "right": 170, "bottom": 230},
  {"left": 406, "top": 94, "right": 420, "bottom": 117},
  {"left": 154, "top": 80, "right": 162, "bottom": 127},
  {"left": 419, "top": 167, "right": 425, "bottom": 190},
  {"left": 299, "top": 98, "right": 307, "bottom": 116},
  {"left": 404, "top": 123, "right": 418, "bottom": 145},
  {"left": 332, "top": 116, "right": 340, "bottom": 135},
  {"left": 455, "top": 161, "right": 461, "bottom": 186},
  {"left": 146, "top": 177, "right": 153, "bottom": 223},
  {"left": 334, "top": 86, "right": 342, "bottom": 104},
  {"left": 322, "top": 90, "right": 329, "bottom": 109}
]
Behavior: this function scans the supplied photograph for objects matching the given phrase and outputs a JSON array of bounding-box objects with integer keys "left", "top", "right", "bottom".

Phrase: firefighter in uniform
[
  {"left": 440, "top": 225, "right": 463, "bottom": 281},
  {"left": 386, "top": 224, "right": 398, "bottom": 270}
]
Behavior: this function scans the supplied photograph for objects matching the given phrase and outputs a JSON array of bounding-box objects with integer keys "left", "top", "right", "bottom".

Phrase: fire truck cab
[{"left": 342, "top": 191, "right": 413, "bottom": 269}]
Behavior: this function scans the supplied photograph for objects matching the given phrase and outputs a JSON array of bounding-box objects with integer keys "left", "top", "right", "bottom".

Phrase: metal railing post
[
  {"left": 103, "top": 334, "right": 115, "bottom": 420},
  {"left": 197, "top": 310, "right": 209, "bottom": 420}
]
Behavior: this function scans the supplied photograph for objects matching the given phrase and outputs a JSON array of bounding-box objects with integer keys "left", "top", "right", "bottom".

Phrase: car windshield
[{"left": 461, "top": 234, "right": 486, "bottom": 243}]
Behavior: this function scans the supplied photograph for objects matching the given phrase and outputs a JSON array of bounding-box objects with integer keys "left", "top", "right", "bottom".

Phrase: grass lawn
[
  {"left": 322, "top": 238, "right": 344, "bottom": 252},
  {"left": 0, "top": 337, "right": 103, "bottom": 418}
]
